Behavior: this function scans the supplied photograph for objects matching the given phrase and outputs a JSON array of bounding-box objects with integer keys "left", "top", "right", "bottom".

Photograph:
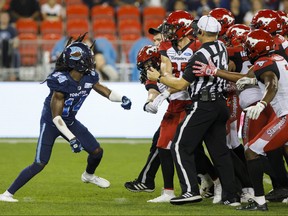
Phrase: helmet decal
[{"left": 69, "top": 46, "right": 83, "bottom": 60}]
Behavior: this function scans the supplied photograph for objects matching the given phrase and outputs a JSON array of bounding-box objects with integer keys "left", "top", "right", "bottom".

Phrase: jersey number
[
  {"left": 62, "top": 95, "right": 87, "bottom": 117},
  {"left": 213, "top": 52, "right": 227, "bottom": 69}
]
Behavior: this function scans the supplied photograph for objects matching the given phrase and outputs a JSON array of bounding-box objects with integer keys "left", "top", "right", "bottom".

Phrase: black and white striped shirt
[{"left": 182, "top": 40, "right": 228, "bottom": 99}]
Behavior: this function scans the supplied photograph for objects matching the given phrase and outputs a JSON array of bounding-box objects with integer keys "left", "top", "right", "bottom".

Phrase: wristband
[
  {"left": 157, "top": 75, "right": 162, "bottom": 83},
  {"left": 109, "top": 90, "right": 123, "bottom": 102},
  {"left": 260, "top": 100, "right": 267, "bottom": 107}
]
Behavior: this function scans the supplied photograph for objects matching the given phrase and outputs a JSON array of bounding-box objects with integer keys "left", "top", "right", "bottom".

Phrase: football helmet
[
  {"left": 277, "top": 11, "right": 288, "bottom": 36},
  {"left": 209, "top": 8, "right": 235, "bottom": 36},
  {"left": 244, "top": 29, "right": 274, "bottom": 63},
  {"left": 162, "top": 10, "right": 194, "bottom": 42},
  {"left": 250, "top": 9, "right": 282, "bottom": 35},
  {"left": 63, "top": 42, "right": 94, "bottom": 74},
  {"left": 226, "top": 24, "right": 250, "bottom": 46},
  {"left": 137, "top": 45, "right": 161, "bottom": 83}
]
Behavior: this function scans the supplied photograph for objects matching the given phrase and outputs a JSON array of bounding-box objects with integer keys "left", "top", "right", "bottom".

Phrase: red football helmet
[
  {"left": 250, "top": 9, "right": 282, "bottom": 35},
  {"left": 226, "top": 24, "right": 250, "bottom": 46},
  {"left": 209, "top": 8, "right": 235, "bottom": 36},
  {"left": 137, "top": 45, "right": 161, "bottom": 83},
  {"left": 277, "top": 11, "right": 288, "bottom": 36},
  {"left": 244, "top": 29, "right": 274, "bottom": 63},
  {"left": 162, "top": 10, "right": 194, "bottom": 41}
]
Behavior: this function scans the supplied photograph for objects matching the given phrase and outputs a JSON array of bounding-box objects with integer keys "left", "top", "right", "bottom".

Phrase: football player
[
  {"left": 192, "top": 29, "right": 288, "bottom": 210},
  {"left": 0, "top": 34, "right": 132, "bottom": 202}
]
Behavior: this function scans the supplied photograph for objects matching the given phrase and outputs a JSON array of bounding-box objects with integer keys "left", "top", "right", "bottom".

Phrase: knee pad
[
  {"left": 30, "top": 162, "right": 45, "bottom": 175},
  {"left": 90, "top": 147, "right": 103, "bottom": 159}
]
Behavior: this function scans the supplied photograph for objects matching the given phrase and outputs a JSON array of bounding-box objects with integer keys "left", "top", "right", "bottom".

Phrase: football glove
[
  {"left": 244, "top": 101, "right": 266, "bottom": 120},
  {"left": 143, "top": 102, "right": 158, "bottom": 114},
  {"left": 69, "top": 138, "right": 83, "bottom": 153},
  {"left": 192, "top": 58, "right": 217, "bottom": 76},
  {"left": 236, "top": 77, "right": 258, "bottom": 90},
  {"left": 121, "top": 96, "right": 132, "bottom": 110},
  {"left": 152, "top": 89, "right": 170, "bottom": 107}
]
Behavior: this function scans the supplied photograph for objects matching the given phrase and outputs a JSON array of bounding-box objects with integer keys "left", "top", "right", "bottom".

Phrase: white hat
[{"left": 197, "top": 15, "right": 221, "bottom": 33}]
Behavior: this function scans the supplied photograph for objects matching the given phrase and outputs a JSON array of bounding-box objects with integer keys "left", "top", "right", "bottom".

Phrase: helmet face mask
[
  {"left": 63, "top": 42, "right": 95, "bottom": 74},
  {"left": 137, "top": 45, "right": 160, "bottom": 84}
]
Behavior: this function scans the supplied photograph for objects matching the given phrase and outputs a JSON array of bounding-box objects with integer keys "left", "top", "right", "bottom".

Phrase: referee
[{"left": 147, "top": 15, "right": 239, "bottom": 205}]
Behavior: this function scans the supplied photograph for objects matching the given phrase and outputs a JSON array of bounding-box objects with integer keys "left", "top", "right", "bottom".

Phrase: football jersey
[
  {"left": 274, "top": 34, "right": 288, "bottom": 62},
  {"left": 254, "top": 54, "right": 288, "bottom": 117},
  {"left": 227, "top": 45, "right": 263, "bottom": 109},
  {"left": 159, "top": 40, "right": 201, "bottom": 101},
  {"left": 42, "top": 70, "right": 99, "bottom": 125}
]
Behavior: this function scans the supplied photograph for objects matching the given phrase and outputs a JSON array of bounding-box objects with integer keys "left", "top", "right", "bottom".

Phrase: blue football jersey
[{"left": 42, "top": 70, "right": 99, "bottom": 125}]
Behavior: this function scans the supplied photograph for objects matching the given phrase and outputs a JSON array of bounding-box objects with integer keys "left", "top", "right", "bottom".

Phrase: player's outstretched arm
[{"left": 93, "top": 82, "right": 132, "bottom": 110}]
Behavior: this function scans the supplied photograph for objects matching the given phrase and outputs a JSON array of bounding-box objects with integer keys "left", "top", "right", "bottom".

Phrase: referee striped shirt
[{"left": 182, "top": 40, "right": 228, "bottom": 99}]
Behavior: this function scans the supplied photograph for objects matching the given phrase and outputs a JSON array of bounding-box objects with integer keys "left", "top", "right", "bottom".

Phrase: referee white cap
[{"left": 197, "top": 15, "right": 221, "bottom": 33}]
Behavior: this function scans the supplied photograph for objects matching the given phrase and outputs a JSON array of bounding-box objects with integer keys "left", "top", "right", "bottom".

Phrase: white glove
[
  {"left": 144, "top": 102, "right": 158, "bottom": 114},
  {"left": 152, "top": 90, "right": 170, "bottom": 107},
  {"left": 244, "top": 101, "right": 266, "bottom": 120},
  {"left": 236, "top": 77, "right": 258, "bottom": 90}
]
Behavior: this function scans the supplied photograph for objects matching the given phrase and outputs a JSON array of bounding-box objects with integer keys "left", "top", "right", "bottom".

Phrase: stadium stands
[{"left": 10, "top": 3, "right": 168, "bottom": 81}]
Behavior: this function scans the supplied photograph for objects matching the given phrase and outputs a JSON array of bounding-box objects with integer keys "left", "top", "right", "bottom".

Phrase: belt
[{"left": 191, "top": 92, "right": 226, "bottom": 102}]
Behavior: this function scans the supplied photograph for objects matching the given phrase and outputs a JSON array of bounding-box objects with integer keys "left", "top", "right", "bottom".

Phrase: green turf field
[{"left": 0, "top": 138, "right": 287, "bottom": 215}]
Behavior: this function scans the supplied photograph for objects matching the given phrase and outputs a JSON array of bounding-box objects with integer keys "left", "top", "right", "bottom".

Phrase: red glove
[{"left": 192, "top": 58, "right": 217, "bottom": 76}]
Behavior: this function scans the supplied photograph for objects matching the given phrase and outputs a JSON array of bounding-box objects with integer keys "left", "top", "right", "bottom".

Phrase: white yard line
[{"left": 0, "top": 138, "right": 151, "bottom": 144}]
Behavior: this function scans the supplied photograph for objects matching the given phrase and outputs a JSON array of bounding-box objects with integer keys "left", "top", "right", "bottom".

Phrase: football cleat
[
  {"left": 81, "top": 172, "right": 110, "bottom": 188},
  {"left": 124, "top": 179, "right": 155, "bottom": 192},
  {"left": 198, "top": 174, "right": 214, "bottom": 198},
  {"left": 241, "top": 187, "right": 255, "bottom": 203},
  {"left": 265, "top": 187, "right": 288, "bottom": 202},
  {"left": 0, "top": 194, "right": 18, "bottom": 202},
  {"left": 222, "top": 196, "right": 241, "bottom": 206},
  {"left": 147, "top": 189, "right": 175, "bottom": 203},
  {"left": 212, "top": 178, "right": 222, "bottom": 204},
  {"left": 170, "top": 192, "right": 202, "bottom": 205},
  {"left": 236, "top": 199, "right": 268, "bottom": 211}
]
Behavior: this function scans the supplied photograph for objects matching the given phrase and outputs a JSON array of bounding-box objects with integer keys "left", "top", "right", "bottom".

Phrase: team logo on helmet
[
  {"left": 223, "top": 14, "right": 234, "bottom": 25},
  {"left": 69, "top": 47, "right": 83, "bottom": 60},
  {"left": 145, "top": 46, "right": 158, "bottom": 55},
  {"left": 246, "top": 37, "right": 266, "bottom": 47},
  {"left": 179, "top": 18, "right": 192, "bottom": 27}
]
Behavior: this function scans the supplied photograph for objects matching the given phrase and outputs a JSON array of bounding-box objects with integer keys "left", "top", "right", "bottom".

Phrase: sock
[
  {"left": 233, "top": 145, "right": 246, "bottom": 165},
  {"left": 8, "top": 163, "right": 44, "bottom": 195},
  {"left": 158, "top": 148, "right": 174, "bottom": 189},
  {"left": 230, "top": 150, "right": 252, "bottom": 188},
  {"left": 267, "top": 148, "right": 288, "bottom": 188},
  {"left": 254, "top": 196, "right": 266, "bottom": 205},
  {"left": 247, "top": 158, "right": 265, "bottom": 196},
  {"left": 86, "top": 150, "right": 103, "bottom": 174}
]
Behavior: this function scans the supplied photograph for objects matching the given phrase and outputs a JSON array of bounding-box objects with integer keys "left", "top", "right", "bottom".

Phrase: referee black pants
[{"left": 171, "top": 98, "right": 238, "bottom": 200}]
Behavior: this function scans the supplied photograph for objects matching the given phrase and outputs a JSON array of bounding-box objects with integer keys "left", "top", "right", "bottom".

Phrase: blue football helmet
[{"left": 63, "top": 42, "right": 95, "bottom": 74}]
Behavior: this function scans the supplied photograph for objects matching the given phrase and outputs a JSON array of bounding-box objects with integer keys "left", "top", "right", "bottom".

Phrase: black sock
[
  {"left": 267, "top": 148, "right": 288, "bottom": 188},
  {"left": 137, "top": 128, "right": 160, "bottom": 186},
  {"left": 247, "top": 158, "right": 265, "bottom": 196},
  {"left": 159, "top": 148, "right": 174, "bottom": 189},
  {"left": 8, "top": 163, "right": 44, "bottom": 195},
  {"left": 233, "top": 145, "right": 247, "bottom": 165},
  {"left": 195, "top": 144, "right": 218, "bottom": 180},
  {"left": 230, "top": 150, "right": 252, "bottom": 188},
  {"left": 86, "top": 150, "right": 103, "bottom": 174}
]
